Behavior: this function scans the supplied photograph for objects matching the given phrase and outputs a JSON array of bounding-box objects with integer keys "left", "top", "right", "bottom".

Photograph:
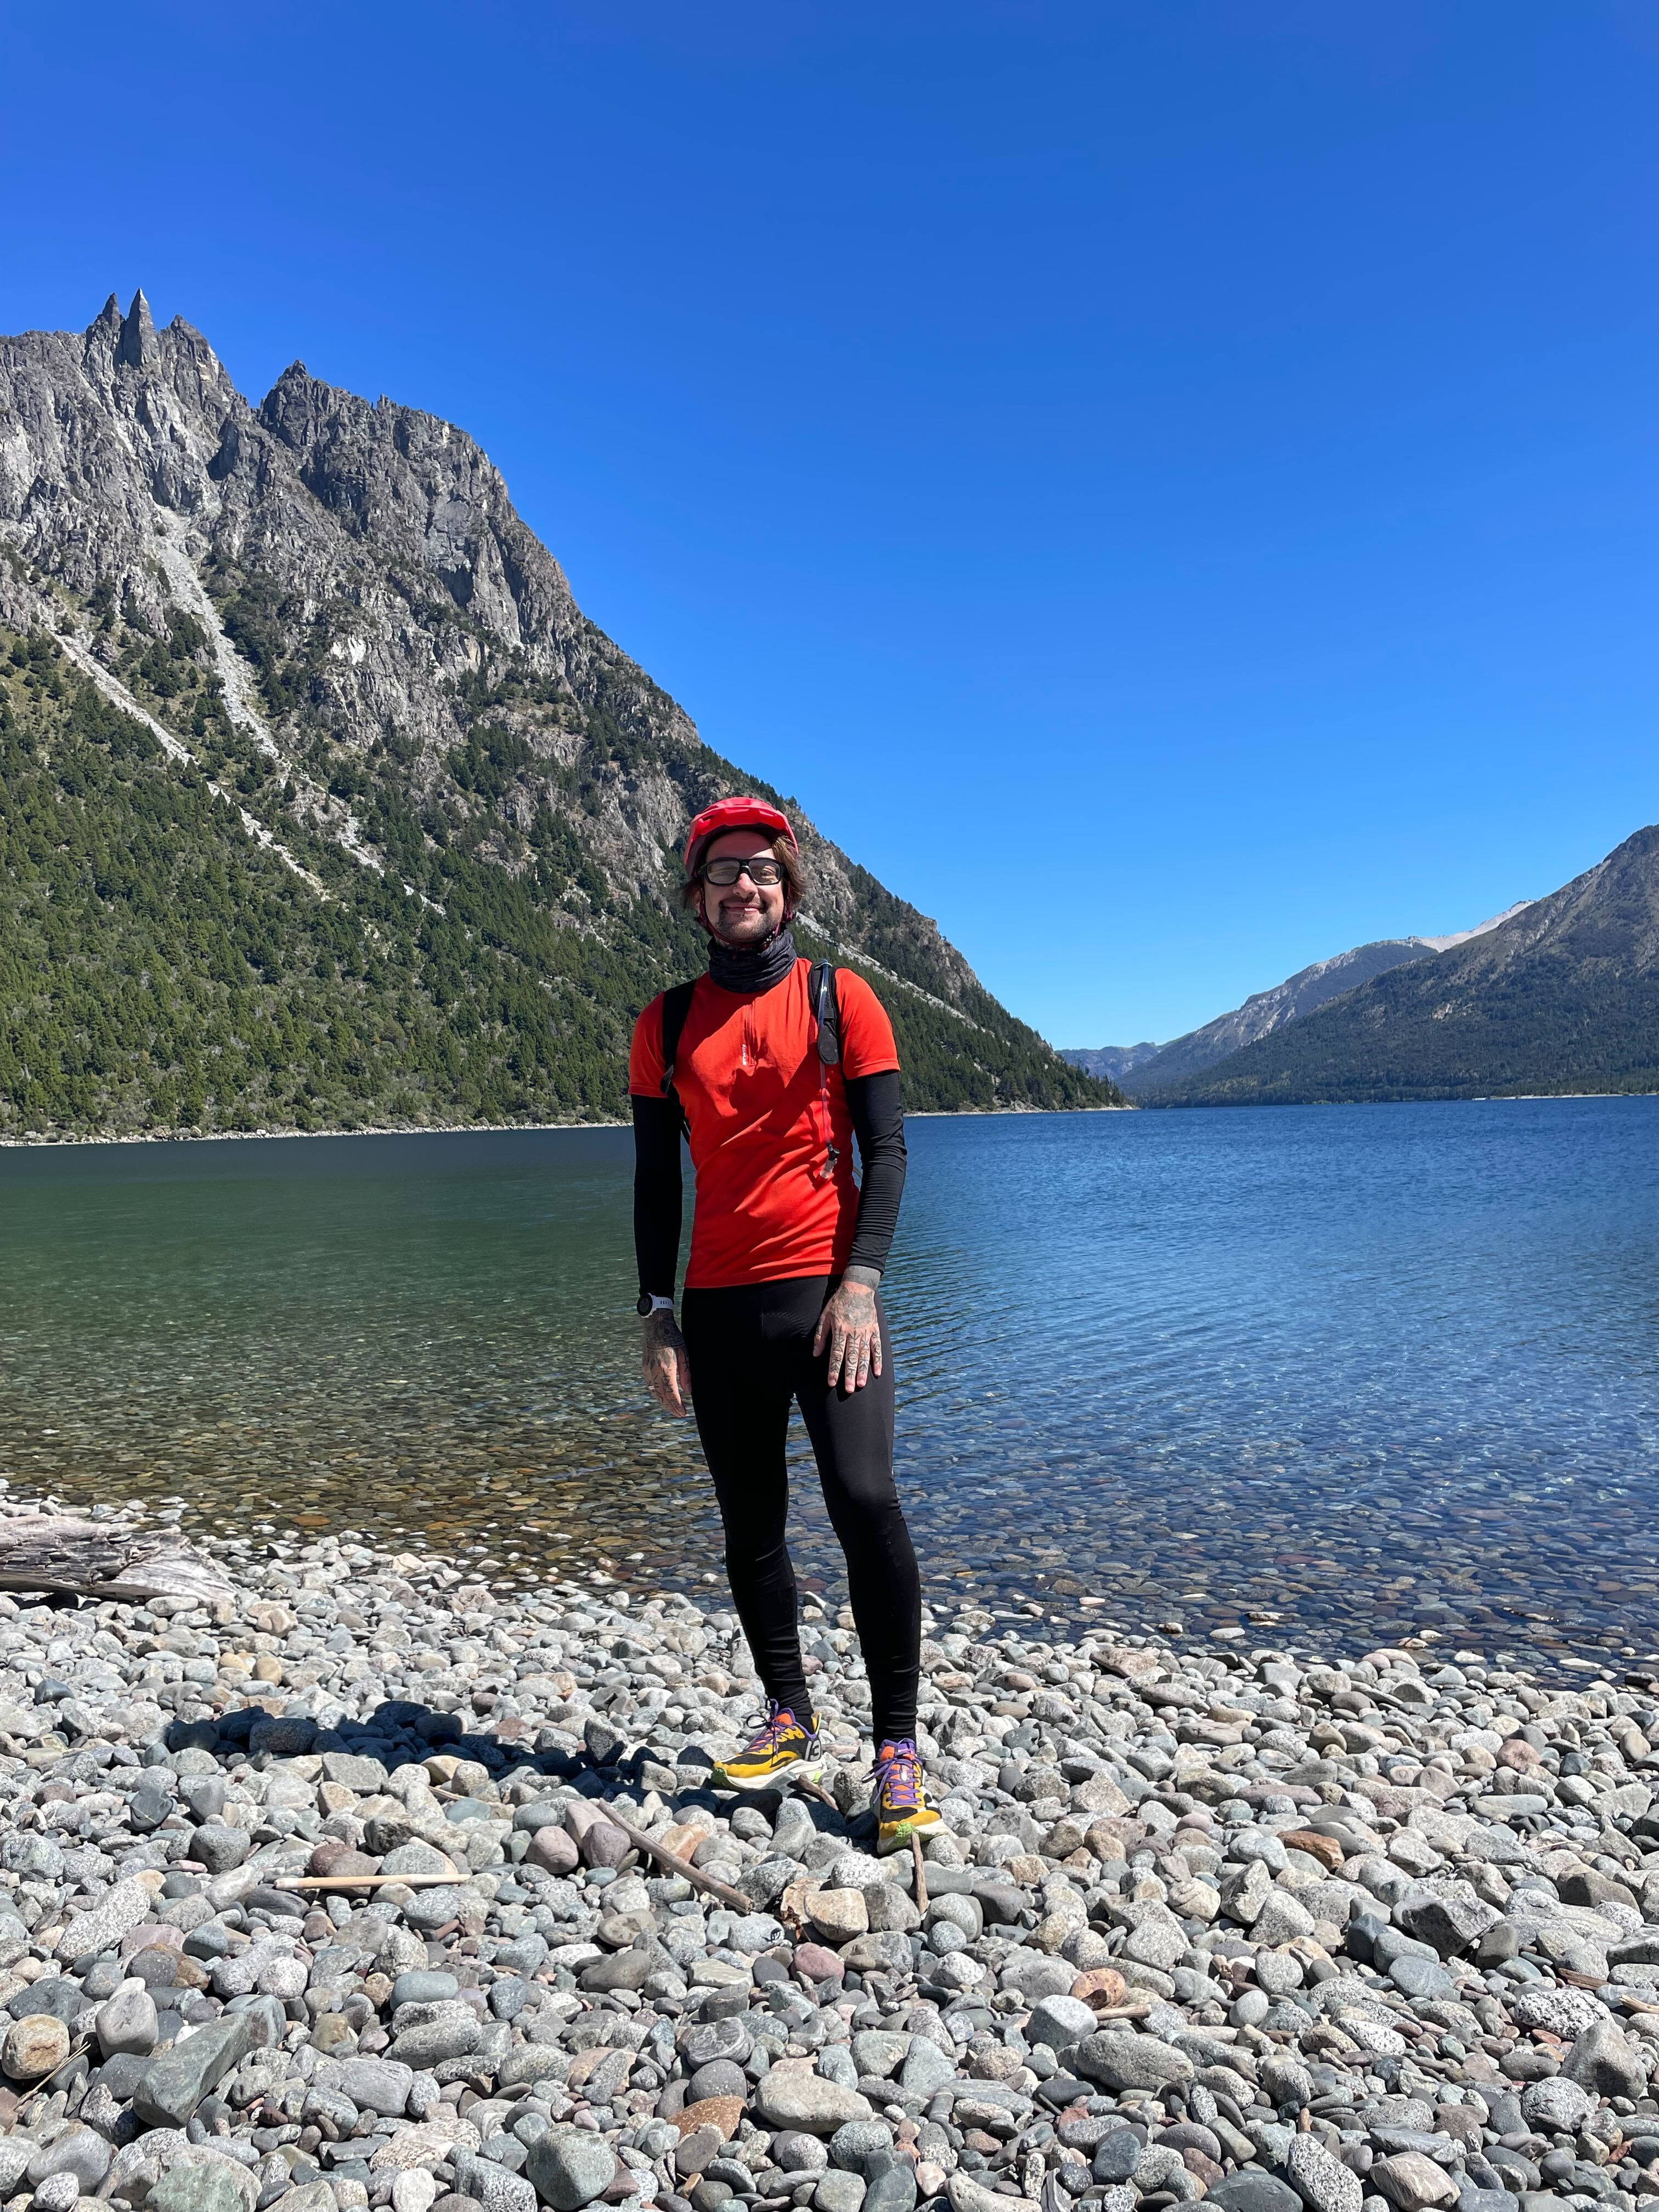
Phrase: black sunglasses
[{"left": 700, "top": 857, "right": 785, "bottom": 887}]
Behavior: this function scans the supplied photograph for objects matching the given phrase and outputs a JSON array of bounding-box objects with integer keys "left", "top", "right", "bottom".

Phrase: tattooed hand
[
  {"left": 812, "top": 1273, "right": 883, "bottom": 1393},
  {"left": 641, "top": 1308, "right": 692, "bottom": 1417}
]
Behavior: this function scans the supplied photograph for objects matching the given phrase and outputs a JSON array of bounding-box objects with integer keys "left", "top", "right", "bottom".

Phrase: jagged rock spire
[
  {"left": 92, "top": 294, "right": 122, "bottom": 337},
  {"left": 116, "top": 289, "right": 155, "bottom": 369}
]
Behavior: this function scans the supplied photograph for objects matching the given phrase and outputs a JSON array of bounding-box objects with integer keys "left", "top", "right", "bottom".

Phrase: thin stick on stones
[
  {"left": 789, "top": 1774, "right": 842, "bottom": 1816},
  {"left": 911, "top": 1832, "right": 928, "bottom": 1912},
  {"left": 606, "top": 1817, "right": 755, "bottom": 1913}
]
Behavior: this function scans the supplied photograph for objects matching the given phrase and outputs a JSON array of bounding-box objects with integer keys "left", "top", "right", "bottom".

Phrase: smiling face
[{"left": 698, "top": 828, "right": 788, "bottom": 947}]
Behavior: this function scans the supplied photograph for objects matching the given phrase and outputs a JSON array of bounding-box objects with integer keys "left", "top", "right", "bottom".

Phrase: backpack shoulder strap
[
  {"left": 660, "top": 980, "right": 698, "bottom": 1097},
  {"left": 808, "top": 960, "right": 842, "bottom": 1067}
]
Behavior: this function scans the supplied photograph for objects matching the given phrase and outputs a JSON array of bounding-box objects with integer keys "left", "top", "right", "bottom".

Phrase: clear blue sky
[{"left": 4, "top": 4, "right": 1656, "bottom": 1046}]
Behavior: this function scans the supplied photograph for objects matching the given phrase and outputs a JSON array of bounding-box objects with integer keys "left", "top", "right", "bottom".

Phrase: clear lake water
[{"left": 2, "top": 1097, "right": 1657, "bottom": 1675}]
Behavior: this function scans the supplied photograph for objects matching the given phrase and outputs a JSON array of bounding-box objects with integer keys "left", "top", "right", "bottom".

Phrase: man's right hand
[{"left": 641, "top": 1309, "right": 692, "bottom": 1418}]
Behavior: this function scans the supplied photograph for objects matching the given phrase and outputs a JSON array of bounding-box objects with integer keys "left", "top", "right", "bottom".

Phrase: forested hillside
[
  {"left": 0, "top": 295, "right": 1112, "bottom": 1136},
  {"left": 0, "top": 633, "right": 1100, "bottom": 1135}
]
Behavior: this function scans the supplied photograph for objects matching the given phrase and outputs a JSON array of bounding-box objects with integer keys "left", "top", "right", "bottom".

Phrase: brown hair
[{"left": 681, "top": 833, "right": 807, "bottom": 919}]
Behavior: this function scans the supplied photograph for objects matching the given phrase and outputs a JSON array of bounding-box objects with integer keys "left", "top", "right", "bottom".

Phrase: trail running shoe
[
  {"left": 872, "top": 1737, "right": 941, "bottom": 1853},
  {"left": 713, "top": 1701, "right": 822, "bottom": 1789}
]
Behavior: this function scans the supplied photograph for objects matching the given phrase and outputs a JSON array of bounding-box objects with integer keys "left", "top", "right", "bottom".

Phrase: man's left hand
[{"left": 812, "top": 1276, "right": 882, "bottom": 1393}]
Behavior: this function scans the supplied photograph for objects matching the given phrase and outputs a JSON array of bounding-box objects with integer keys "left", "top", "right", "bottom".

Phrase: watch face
[{"left": 636, "top": 1294, "right": 656, "bottom": 1317}]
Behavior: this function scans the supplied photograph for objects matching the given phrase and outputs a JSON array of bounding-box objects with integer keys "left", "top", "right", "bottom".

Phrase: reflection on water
[{"left": 2, "top": 1098, "right": 1657, "bottom": 1672}]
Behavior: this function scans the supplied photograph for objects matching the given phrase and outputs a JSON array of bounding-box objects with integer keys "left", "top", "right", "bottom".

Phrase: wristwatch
[{"left": 636, "top": 1293, "right": 675, "bottom": 1317}]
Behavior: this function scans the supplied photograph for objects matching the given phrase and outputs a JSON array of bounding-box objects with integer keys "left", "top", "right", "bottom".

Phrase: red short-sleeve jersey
[{"left": 629, "top": 960, "right": 900, "bottom": 1290}]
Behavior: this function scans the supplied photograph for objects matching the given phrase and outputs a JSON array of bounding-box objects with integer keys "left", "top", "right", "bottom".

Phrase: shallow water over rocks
[{"left": 2, "top": 1098, "right": 1657, "bottom": 1675}]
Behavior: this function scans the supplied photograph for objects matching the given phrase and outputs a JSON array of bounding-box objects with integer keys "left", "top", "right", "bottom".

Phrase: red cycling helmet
[{"left": 682, "top": 795, "right": 799, "bottom": 876}]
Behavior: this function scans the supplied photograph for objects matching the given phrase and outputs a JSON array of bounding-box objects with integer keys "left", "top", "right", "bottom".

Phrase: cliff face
[{"left": 0, "top": 294, "right": 1110, "bottom": 1131}]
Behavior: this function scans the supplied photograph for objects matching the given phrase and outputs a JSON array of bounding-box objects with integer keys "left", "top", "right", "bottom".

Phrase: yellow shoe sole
[
  {"left": 712, "top": 1753, "right": 825, "bottom": 1792},
  {"left": 877, "top": 1806, "right": 942, "bottom": 1854}
]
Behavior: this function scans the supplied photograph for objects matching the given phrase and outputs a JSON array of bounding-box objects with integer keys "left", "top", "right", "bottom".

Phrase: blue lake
[{"left": 1, "top": 1097, "right": 1656, "bottom": 1672}]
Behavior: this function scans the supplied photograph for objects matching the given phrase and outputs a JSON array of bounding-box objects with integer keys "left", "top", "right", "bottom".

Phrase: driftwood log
[{"left": 0, "top": 1517, "right": 233, "bottom": 1604}]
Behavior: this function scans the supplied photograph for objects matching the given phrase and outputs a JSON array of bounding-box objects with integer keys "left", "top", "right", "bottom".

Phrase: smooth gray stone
[
  {"left": 815, "top": 2175, "right": 866, "bottom": 2212},
  {"left": 819, "top": 2045, "right": 861, "bottom": 2091},
  {"left": 222, "top": 1993, "right": 287, "bottom": 2048},
  {"left": 392, "top": 1971, "right": 460, "bottom": 2010},
  {"left": 689, "top": 2059, "right": 748, "bottom": 2102},
  {"left": 133, "top": 2016, "right": 257, "bottom": 2128},
  {"left": 191, "top": 1826, "right": 252, "bottom": 1874},
  {"left": 828, "top": 2123, "right": 896, "bottom": 2179},
  {"left": 679, "top": 2016, "right": 753, "bottom": 2068},
  {"left": 851, "top": 2032, "right": 910, "bottom": 2081},
  {"left": 1395, "top": 1888, "right": 1498, "bottom": 1959},
  {"left": 579, "top": 1939, "right": 660, "bottom": 1993},
  {"left": 91, "top": 2051, "right": 151, "bottom": 2102},
  {"left": 1388, "top": 1954, "right": 1455, "bottom": 2002},
  {"left": 1074, "top": 2032, "right": 1192, "bottom": 2092},
  {"left": 182, "top": 1780, "right": 229, "bottom": 1824},
  {"left": 336, "top": 2056, "right": 416, "bottom": 2116},
  {"left": 493, "top": 1936, "right": 549, "bottom": 1977},
  {"left": 1026, "top": 1995, "right": 1098, "bottom": 2058},
  {"left": 997, "top": 1953, "right": 1075, "bottom": 2001},
  {"left": 452, "top": 2148, "right": 538, "bottom": 2212},
  {"left": 27, "top": 2126, "right": 114, "bottom": 2193},
  {"left": 754, "top": 2072, "right": 874, "bottom": 2134},
  {"left": 1206, "top": 2179, "right": 1303, "bottom": 2212},
  {"left": 1561, "top": 2017, "right": 1648, "bottom": 2100},
  {"left": 525, "top": 2131, "right": 618, "bottom": 2211},
  {"left": 97, "top": 1980, "right": 159, "bottom": 2058},
  {"left": 862, "top": 2157, "right": 917, "bottom": 2212},
  {"left": 1455, "top": 2192, "right": 1519, "bottom": 2212},
  {"left": 129, "top": 1787, "right": 174, "bottom": 1832},
  {"left": 321, "top": 1752, "right": 390, "bottom": 1791},
  {"left": 1092, "top": 2131, "right": 1143, "bottom": 2185},
  {"left": 388, "top": 2002, "right": 483, "bottom": 2067},
  {"left": 512, "top": 1799, "right": 567, "bottom": 1833},
  {"left": 774, "top": 2135, "right": 831, "bottom": 2175},
  {"left": 11, "top": 1977, "right": 86, "bottom": 2022},
  {"left": 402, "top": 1884, "right": 478, "bottom": 1933}
]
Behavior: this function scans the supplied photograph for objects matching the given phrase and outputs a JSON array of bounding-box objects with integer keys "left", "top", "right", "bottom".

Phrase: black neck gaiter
[{"left": 708, "top": 925, "right": 799, "bottom": 995}]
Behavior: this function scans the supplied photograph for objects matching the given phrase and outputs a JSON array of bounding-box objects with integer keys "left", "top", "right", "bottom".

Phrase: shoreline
[
  {"left": 0, "top": 1104, "right": 1134, "bottom": 1152},
  {"left": 10, "top": 1090, "right": 1659, "bottom": 1151},
  {"left": 2, "top": 1503, "right": 1658, "bottom": 2212}
]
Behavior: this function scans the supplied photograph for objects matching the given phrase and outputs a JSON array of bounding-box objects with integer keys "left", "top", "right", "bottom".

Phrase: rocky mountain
[
  {"left": 1059, "top": 1041, "right": 1159, "bottom": 1084},
  {"left": 1066, "top": 904, "right": 1531, "bottom": 1098},
  {"left": 1148, "top": 827, "right": 1659, "bottom": 1105},
  {"left": 0, "top": 292, "right": 1113, "bottom": 1136}
]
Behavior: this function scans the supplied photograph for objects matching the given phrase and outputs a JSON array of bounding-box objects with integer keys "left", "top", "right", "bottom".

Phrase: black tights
[{"left": 680, "top": 1275, "right": 921, "bottom": 1746}]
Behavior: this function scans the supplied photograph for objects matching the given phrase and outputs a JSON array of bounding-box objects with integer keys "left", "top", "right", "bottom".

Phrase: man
[{"left": 628, "top": 795, "right": 939, "bottom": 1853}]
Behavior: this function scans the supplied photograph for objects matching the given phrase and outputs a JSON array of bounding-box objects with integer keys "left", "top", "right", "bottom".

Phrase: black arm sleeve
[
  {"left": 631, "top": 1095, "right": 684, "bottom": 1299},
  {"left": 844, "top": 1069, "right": 906, "bottom": 1279}
]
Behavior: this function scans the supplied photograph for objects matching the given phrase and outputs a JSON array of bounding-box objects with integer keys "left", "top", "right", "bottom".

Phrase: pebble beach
[{"left": 2, "top": 1504, "right": 1659, "bottom": 2212}]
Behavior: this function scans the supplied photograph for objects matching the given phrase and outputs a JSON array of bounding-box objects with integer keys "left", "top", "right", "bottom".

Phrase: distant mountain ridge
[
  {"left": 0, "top": 292, "right": 1113, "bottom": 1136},
  {"left": 1064, "top": 904, "right": 1530, "bottom": 1097},
  {"left": 1147, "top": 831, "right": 1659, "bottom": 1105},
  {"left": 1062, "top": 1042, "right": 1160, "bottom": 1084}
]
